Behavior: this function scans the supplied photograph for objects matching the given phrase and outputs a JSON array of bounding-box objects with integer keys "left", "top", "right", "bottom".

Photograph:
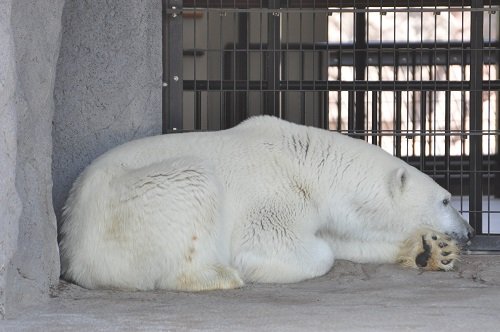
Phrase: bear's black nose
[{"left": 467, "top": 230, "right": 476, "bottom": 240}]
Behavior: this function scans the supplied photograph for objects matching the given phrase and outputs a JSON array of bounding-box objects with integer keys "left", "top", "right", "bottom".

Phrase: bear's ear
[{"left": 390, "top": 167, "right": 407, "bottom": 196}]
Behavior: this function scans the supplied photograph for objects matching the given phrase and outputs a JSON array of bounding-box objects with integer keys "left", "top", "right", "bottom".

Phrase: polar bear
[{"left": 60, "top": 116, "right": 474, "bottom": 291}]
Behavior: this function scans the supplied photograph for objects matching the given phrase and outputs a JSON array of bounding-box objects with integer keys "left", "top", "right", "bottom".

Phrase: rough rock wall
[
  {"left": 0, "top": 0, "right": 65, "bottom": 318},
  {"left": 0, "top": 0, "right": 22, "bottom": 319},
  {"left": 52, "top": 0, "right": 162, "bottom": 223},
  {"left": 0, "top": 0, "right": 161, "bottom": 317}
]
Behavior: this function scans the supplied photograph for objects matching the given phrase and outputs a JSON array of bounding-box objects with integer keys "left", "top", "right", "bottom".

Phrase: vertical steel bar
[
  {"left": 324, "top": 5, "right": 330, "bottom": 130},
  {"left": 371, "top": 90, "right": 378, "bottom": 145},
  {"left": 432, "top": 6, "right": 438, "bottom": 178},
  {"left": 348, "top": 90, "right": 355, "bottom": 136},
  {"left": 219, "top": 6, "right": 225, "bottom": 130},
  {"left": 282, "top": 2, "right": 292, "bottom": 123},
  {"left": 246, "top": 5, "right": 250, "bottom": 126},
  {"left": 223, "top": 43, "right": 230, "bottom": 128},
  {"left": 393, "top": 2, "right": 398, "bottom": 154},
  {"left": 412, "top": 53, "right": 417, "bottom": 155},
  {"left": 497, "top": 23, "right": 500, "bottom": 199},
  {"left": 206, "top": 1, "right": 211, "bottom": 129},
  {"left": 419, "top": 3, "right": 424, "bottom": 162},
  {"left": 265, "top": 0, "right": 281, "bottom": 117},
  {"left": 193, "top": 3, "right": 198, "bottom": 130},
  {"left": 163, "top": 0, "right": 184, "bottom": 133},
  {"left": 378, "top": 2, "right": 383, "bottom": 149},
  {"left": 420, "top": 92, "right": 427, "bottom": 170},
  {"left": 406, "top": 4, "right": 411, "bottom": 160},
  {"left": 445, "top": 5, "right": 451, "bottom": 190},
  {"left": 338, "top": 6, "right": 343, "bottom": 132},
  {"left": 312, "top": 2, "right": 316, "bottom": 126},
  {"left": 428, "top": 59, "right": 433, "bottom": 165},
  {"left": 495, "top": 26, "right": 500, "bottom": 212},
  {"left": 300, "top": 5, "right": 305, "bottom": 125},
  {"left": 195, "top": 91, "right": 201, "bottom": 129},
  {"left": 354, "top": 7, "right": 366, "bottom": 139},
  {"left": 320, "top": 52, "right": 328, "bottom": 129},
  {"left": 445, "top": 90, "right": 451, "bottom": 189},
  {"left": 232, "top": 12, "right": 248, "bottom": 126},
  {"left": 395, "top": 91, "right": 402, "bottom": 158},
  {"left": 470, "top": 0, "right": 484, "bottom": 233},
  {"left": 460, "top": 4, "right": 466, "bottom": 213}
]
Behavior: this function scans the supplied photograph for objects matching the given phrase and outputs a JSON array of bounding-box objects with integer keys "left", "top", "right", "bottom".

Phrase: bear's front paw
[{"left": 397, "top": 230, "right": 461, "bottom": 271}]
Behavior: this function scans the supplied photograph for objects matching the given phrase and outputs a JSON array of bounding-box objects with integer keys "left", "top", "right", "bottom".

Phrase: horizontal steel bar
[
  {"left": 179, "top": 3, "right": 499, "bottom": 13},
  {"left": 183, "top": 79, "right": 500, "bottom": 91},
  {"left": 331, "top": 131, "right": 500, "bottom": 137},
  {"left": 189, "top": 45, "right": 500, "bottom": 66},
  {"left": 223, "top": 41, "right": 500, "bottom": 51},
  {"left": 160, "top": 125, "right": 500, "bottom": 138},
  {"left": 329, "top": 49, "right": 500, "bottom": 67},
  {"left": 468, "top": 235, "right": 500, "bottom": 252}
]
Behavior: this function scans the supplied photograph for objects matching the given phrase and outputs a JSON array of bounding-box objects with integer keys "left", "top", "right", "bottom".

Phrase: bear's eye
[{"left": 442, "top": 199, "right": 450, "bottom": 206}]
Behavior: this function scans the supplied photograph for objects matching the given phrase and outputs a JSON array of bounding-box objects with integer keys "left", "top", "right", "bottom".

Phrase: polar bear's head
[{"left": 388, "top": 166, "right": 475, "bottom": 243}]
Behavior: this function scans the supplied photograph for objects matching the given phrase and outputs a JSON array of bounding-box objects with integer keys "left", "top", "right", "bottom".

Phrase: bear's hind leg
[
  {"left": 110, "top": 157, "right": 243, "bottom": 291},
  {"left": 397, "top": 229, "right": 461, "bottom": 271},
  {"left": 175, "top": 264, "right": 244, "bottom": 291}
]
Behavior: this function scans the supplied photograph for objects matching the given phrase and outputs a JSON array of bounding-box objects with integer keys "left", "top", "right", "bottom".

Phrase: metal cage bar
[
  {"left": 162, "top": 2, "right": 500, "bottom": 247},
  {"left": 469, "top": 0, "right": 484, "bottom": 232}
]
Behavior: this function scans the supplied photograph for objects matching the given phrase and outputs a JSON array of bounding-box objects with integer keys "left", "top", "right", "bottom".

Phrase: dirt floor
[{"left": 2, "top": 255, "right": 500, "bottom": 331}]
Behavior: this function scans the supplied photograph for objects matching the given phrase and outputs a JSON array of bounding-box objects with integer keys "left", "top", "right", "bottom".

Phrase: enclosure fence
[{"left": 163, "top": 0, "right": 500, "bottom": 250}]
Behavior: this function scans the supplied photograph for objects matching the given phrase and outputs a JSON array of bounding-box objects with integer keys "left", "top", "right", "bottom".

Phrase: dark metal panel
[
  {"left": 163, "top": 0, "right": 184, "bottom": 133},
  {"left": 162, "top": 0, "right": 168, "bottom": 133},
  {"left": 469, "top": 0, "right": 484, "bottom": 232},
  {"left": 265, "top": 0, "right": 281, "bottom": 117}
]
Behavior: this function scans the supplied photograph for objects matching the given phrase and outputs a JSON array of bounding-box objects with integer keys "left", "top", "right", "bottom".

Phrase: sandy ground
[{"left": 2, "top": 255, "right": 500, "bottom": 331}]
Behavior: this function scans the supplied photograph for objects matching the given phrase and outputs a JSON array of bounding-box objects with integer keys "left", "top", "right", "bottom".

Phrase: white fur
[{"left": 60, "top": 116, "right": 472, "bottom": 290}]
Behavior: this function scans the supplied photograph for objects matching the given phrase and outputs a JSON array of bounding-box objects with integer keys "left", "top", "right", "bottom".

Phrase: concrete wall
[
  {"left": 52, "top": 0, "right": 162, "bottom": 224},
  {"left": 0, "top": 0, "right": 22, "bottom": 319},
  {"left": 0, "top": 0, "right": 65, "bottom": 318},
  {"left": 0, "top": 0, "right": 161, "bottom": 318}
]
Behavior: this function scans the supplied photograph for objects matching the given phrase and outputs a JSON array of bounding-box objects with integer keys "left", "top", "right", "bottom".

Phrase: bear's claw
[{"left": 397, "top": 229, "right": 461, "bottom": 271}]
